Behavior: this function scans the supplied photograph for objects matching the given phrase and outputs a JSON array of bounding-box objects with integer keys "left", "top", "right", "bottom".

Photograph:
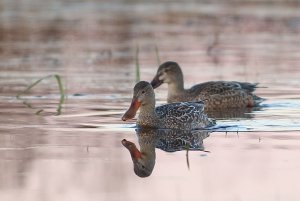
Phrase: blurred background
[{"left": 1, "top": 0, "right": 300, "bottom": 201}]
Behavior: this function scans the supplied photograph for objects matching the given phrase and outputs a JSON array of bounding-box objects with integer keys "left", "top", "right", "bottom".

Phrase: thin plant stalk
[
  {"left": 54, "top": 74, "right": 65, "bottom": 115},
  {"left": 16, "top": 75, "right": 53, "bottom": 99},
  {"left": 185, "top": 144, "right": 190, "bottom": 170},
  {"left": 135, "top": 45, "right": 140, "bottom": 82},
  {"left": 16, "top": 74, "right": 65, "bottom": 115},
  {"left": 154, "top": 45, "right": 160, "bottom": 66}
]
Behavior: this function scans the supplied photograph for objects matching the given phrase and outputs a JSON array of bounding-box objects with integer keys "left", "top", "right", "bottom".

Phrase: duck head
[
  {"left": 122, "top": 139, "right": 155, "bottom": 177},
  {"left": 151, "top": 61, "right": 183, "bottom": 89},
  {"left": 122, "top": 81, "right": 155, "bottom": 121}
]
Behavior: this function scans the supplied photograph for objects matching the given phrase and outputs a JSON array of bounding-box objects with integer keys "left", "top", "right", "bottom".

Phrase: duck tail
[
  {"left": 207, "top": 118, "right": 216, "bottom": 127},
  {"left": 239, "top": 82, "right": 259, "bottom": 92},
  {"left": 253, "top": 94, "right": 266, "bottom": 106}
]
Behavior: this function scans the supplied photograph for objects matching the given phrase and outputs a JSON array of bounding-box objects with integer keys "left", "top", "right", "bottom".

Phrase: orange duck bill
[
  {"left": 122, "top": 98, "right": 141, "bottom": 121},
  {"left": 121, "top": 139, "right": 142, "bottom": 160}
]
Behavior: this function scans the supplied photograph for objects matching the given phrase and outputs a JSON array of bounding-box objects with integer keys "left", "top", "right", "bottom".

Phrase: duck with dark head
[{"left": 151, "top": 61, "right": 265, "bottom": 111}]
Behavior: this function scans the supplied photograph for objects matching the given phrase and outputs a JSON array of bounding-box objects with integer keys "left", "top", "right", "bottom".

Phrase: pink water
[{"left": 1, "top": 0, "right": 300, "bottom": 200}]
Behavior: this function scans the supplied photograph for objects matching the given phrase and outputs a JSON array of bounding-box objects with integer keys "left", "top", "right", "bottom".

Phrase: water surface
[{"left": 1, "top": 0, "right": 300, "bottom": 201}]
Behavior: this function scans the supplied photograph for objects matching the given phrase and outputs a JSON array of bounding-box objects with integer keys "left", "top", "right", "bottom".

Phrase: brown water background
[{"left": 1, "top": 0, "right": 300, "bottom": 200}]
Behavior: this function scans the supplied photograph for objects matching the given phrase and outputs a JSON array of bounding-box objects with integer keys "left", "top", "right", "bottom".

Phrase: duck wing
[
  {"left": 189, "top": 81, "right": 258, "bottom": 95},
  {"left": 155, "top": 101, "right": 205, "bottom": 124}
]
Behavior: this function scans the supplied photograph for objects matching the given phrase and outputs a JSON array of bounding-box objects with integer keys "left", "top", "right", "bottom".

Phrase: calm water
[{"left": 1, "top": 0, "right": 300, "bottom": 200}]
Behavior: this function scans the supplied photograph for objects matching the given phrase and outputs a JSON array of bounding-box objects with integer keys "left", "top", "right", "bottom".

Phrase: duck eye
[
  {"left": 141, "top": 90, "right": 145, "bottom": 94},
  {"left": 142, "top": 165, "right": 145, "bottom": 169}
]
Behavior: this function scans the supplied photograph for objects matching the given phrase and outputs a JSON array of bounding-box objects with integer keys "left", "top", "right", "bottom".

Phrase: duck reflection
[{"left": 122, "top": 128, "right": 211, "bottom": 177}]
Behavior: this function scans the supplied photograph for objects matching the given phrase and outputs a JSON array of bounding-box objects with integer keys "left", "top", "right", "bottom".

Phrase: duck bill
[
  {"left": 121, "top": 139, "right": 142, "bottom": 161},
  {"left": 122, "top": 98, "right": 141, "bottom": 121},
  {"left": 150, "top": 75, "right": 163, "bottom": 89}
]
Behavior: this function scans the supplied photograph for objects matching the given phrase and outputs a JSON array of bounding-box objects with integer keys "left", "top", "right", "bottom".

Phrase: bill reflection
[{"left": 122, "top": 128, "right": 211, "bottom": 177}]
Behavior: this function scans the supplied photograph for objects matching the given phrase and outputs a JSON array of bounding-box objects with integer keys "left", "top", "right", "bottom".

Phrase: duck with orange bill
[{"left": 122, "top": 81, "right": 215, "bottom": 130}]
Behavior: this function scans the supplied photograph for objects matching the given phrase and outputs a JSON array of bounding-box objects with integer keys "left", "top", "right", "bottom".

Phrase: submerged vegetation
[{"left": 16, "top": 74, "right": 65, "bottom": 115}]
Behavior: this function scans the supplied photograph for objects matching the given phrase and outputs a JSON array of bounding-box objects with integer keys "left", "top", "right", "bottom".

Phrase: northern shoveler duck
[
  {"left": 122, "top": 128, "right": 211, "bottom": 177},
  {"left": 151, "top": 61, "right": 265, "bottom": 110},
  {"left": 122, "top": 81, "right": 215, "bottom": 130}
]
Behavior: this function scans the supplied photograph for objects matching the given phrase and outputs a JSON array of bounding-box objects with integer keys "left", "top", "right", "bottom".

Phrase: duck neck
[
  {"left": 137, "top": 99, "right": 157, "bottom": 127},
  {"left": 139, "top": 101, "right": 156, "bottom": 118},
  {"left": 168, "top": 75, "right": 184, "bottom": 96}
]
